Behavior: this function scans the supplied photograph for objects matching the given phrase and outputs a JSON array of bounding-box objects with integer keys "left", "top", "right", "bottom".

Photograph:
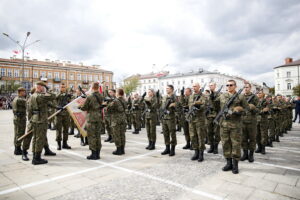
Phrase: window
[
  {"left": 149, "top": 80, "right": 151, "bottom": 83},
  {"left": 69, "top": 73, "right": 74, "bottom": 80},
  {"left": 161, "top": 82, "right": 164, "bottom": 86},
  {"left": 77, "top": 74, "right": 81, "bottom": 80},
  {"left": 89, "top": 75, "right": 93, "bottom": 81},
  {"left": 61, "top": 72, "right": 66, "bottom": 80},
  {"left": 54, "top": 72, "right": 59, "bottom": 79},
  {"left": 183, "top": 80, "right": 185, "bottom": 84},
  {"left": 41, "top": 71, "right": 46, "bottom": 78},
  {"left": 277, "top": 72, "right": 279, "bottom": 78},
  {"left": 33, "top": 71, "right": 38, "bottom": 78},
  {"left": 54, "top": 84, "right": 59, "bottom": 92},
  {"left": 7, "top": 69, "right": 12, "bottom": 77},
  {"left": 24, "top": 70, "right": 29, "bottom": 78},
  {"left": 106, "top": 76, "right": 109, "bottom": 82},
  {"left": 48, "top": 72, "right": 52, "bottom": 79},
  {"left": 83, "top": 74, "right": 87, "bottom": 81},
  {"left": 287, "top": 71, "right": 291, "bottom": 78},
  {"left": 1, "top": 68, "right": 6, "bottom": 76},
  {"left": 287, "top": 83, "right": 292, "bottom": 90},
  {"left": 94, "top": 75, "right": 98, "bottom": 81},
  {"left": 48, "top": 83, "right": 53, "bottom": 89},
  {"left": 14, "top": 69, "right": 19, "bottom": 77},
  {"left": 277, "top": 84, "right": 280, "bottom": 90}
]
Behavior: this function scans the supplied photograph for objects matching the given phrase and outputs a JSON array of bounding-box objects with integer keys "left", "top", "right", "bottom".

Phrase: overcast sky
[{"left": 1, "top": 0, "right": 300, "bottom": 86}]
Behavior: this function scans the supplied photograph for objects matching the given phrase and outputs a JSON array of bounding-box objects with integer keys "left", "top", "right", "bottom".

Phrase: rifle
[
  {"left": 140, "top": 92, "right": 146, "bottom": 103},
  {"left": 207, "top": 85, "right": 223, "bottom": 116},
  {"left": 127, "top": 95, "right": 132, "bottom": 110},
  {"left": 160, "top": 97, "right": 172, "bottom": 120},
  {"left": 180, "top": 87, "right": 185, "bottom": 97},
  {"left": 247, "top": 92, "right": 257, "bottom": 103},
  {"left": 186, "top": 94, "right": 201, "bottom": 122},
  {"left": 213, "top": 88, "right": 243, "bottom": 125},
  {"left": 200, "top": 83, "right": 207, "bottom": 94}
]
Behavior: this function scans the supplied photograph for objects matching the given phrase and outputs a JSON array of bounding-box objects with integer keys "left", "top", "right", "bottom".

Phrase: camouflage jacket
[
  {"left": 144, "top": 96, "right": 158, "bottom": 119},
  {"left": 30, "top": 92, "right": 55, "bottom": 123},
  {"left": 206, "top": 91, "right": 221, "bottom": 118},
  {"left": 131, "top": 99, "right": 142, "bottom": 113},
  {"left": 188, "top": 92, "right": 208, "bottom": 122},
  {"left": 242, "top": 92, "right": 258, "bottom": 123},
  {"left": 80, "top": 91, "right": 103, "bottom": 123},
  {"left": 257, "top": 98, "right": 268, "bottom": 122},
  {"left": 107, "top": 96, "right": 127, "bottom": 126},
  {"left": 12, "top": 96, "right": 27, "bottom": 120},
  {"left": 161, "top": 94, "right": 177, "bottom": 120},
  {"left": 56, "top": 92, "right": 72, "bottom": 116}
]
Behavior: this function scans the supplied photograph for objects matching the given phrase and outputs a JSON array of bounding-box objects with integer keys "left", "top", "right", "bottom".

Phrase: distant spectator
[{"left": 293, "top": 96, "right": 300, "bottom": 123}]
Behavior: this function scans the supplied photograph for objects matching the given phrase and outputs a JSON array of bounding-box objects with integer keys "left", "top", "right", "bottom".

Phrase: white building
[
  {"left": 131, "top": 68, "right": 265, "bottom": 95},
  {"left": 274, "top": 57, "right": 300, "bottom": 96}
]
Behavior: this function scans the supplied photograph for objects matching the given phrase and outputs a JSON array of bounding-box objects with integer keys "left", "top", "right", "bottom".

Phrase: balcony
[
  {"left": 82, "top": 80, "right": 89, "bottom": 84},
  {"left": 53, "top": 78, "right": 61, "bottom": 83}
]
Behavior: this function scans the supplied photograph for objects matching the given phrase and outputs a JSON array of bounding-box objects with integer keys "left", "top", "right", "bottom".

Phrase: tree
[
  {"left": 269, "top": 87, "right": 275, "bottom": 95},
  {"left": 293, "top": 84, "right": 300, "bottom": 97},
  {"left": 123, "top": 76, "right": 140, "bottom": 95}
]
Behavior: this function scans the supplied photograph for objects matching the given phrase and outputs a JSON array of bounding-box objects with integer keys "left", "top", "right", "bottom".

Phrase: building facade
[
  {"left": 274, "top": 57, "right": 300, "bottom": 96},
  {"left": 0, "top": 57, "right": 113, "bottom": 93}
]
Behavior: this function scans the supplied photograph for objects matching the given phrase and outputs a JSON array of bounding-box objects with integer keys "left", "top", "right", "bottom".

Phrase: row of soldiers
[{"left": 12, "top": 80, "right": 294, "bottom": 174}]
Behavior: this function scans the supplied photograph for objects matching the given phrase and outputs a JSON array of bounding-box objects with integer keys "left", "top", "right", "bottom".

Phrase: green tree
[
  {"left": 123, "top": 76, "right": 140, "bottom": 95},
  {"left": 293, "top": 84, "right": 300, "bottom": 96}
]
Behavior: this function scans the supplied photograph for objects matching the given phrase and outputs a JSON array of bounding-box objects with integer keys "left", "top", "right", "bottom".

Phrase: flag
[
  {"left": 13, "top": 50, "right": 19, "bottom": 54},
  {"left": 65, "top": 97, "right": 87, "bottom": 137}
]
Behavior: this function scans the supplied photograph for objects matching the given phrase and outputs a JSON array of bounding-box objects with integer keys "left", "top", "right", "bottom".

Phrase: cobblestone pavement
[{"left": 0, "top": 110, "right": 299, "bottom": 200}]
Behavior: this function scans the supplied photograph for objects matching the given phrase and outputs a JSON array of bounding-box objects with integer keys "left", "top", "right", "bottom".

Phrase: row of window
[
  {"left": 277, "top": 83, "right": 292, "bottom": 90},
  {"left": 0, "top": 68, "right": 110, "bottom": 82},
  {"left": 277, "top": 71, "right": 291, "bottom": 78}
]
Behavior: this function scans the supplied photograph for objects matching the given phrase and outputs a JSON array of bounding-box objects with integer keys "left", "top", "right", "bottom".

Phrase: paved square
[{"left": 0, "top": 110, "right": 299, "bottom": 200}]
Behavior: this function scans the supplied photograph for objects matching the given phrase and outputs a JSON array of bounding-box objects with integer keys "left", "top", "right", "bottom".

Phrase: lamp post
[{"left": 2, "top": 32, "right": 40, "bottom": 90}]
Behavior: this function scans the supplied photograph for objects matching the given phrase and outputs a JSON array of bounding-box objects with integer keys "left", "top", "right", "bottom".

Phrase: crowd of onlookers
[{"left": 0, "top": 95, "right": 14, "bottom": 110}]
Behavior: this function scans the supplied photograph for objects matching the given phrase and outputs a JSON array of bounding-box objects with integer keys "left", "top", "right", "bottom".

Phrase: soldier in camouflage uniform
[
  {"left": 188, "top": 83, "right": 208, "bottom": 162},
  {"left": 104, "top": 89, "right": 116, "bottom": 143},
  {"left": 161, "top": 85, "right": 178, "bottom": 156},
  {"left": 286, "top": 97, "right": 294, "bottom": 131},
  {"left": 272, "top": 96, "right": 281, "bottom": 142},
  {"left": 216, "top": 80, "right": 249, "bottom": 174},
  {"left": 55, "top": 83, "right": 72, "bottom": 150},
  {"left": 131, "top": 93, "right": 142, "bottom": 134},
  {"left": 48, "top": 94, "right": 56, "bottom": 130},
  {"left": 12, "top": 87, "right": 27, "bottom": 156},
  {"left": 126, "top": 95, "right": 132, "bottom": 130},
  {"left": 241, "top": 83, "right": 258, "bottom": 162},
  {"left": 107, "top": 88, "right": 127, "bottom": 155},
  {"left": 256, "top": 90, "right": 269, "bottom": 155},
  {"left": 79, "top": 82, "right": 104, "bottom": 160},
  {"left": 144, "top": 89, "right": 158, "bottom": 150},
  {"left": 206, "top": 83, "right": 221, "bottom": 154},
  {"left": 180, "top": 87, "right": 192, "bottom": 150},
  {"left": 266, "top": 95, "right": 276, "bottom": 143},
  {"left": 30, "top": 81, "right": 55, "bottom": 165}
]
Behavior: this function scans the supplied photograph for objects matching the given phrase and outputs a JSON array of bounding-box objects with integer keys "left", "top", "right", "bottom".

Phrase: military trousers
[
  {"left": 162, "top": 118, "right": 177, "bottom": 146},
  {"left": 55, "top": 115, "right": 70, "bottom": 142},
  {"left": 146, "top": 116, "right": 157, "bottom": 142},
  {"left": 182, "top": 120, "right": 190, "bottom": 143},
  {"left": 257, "top": 119, "right": 268, "bottom": 146},
  {"left": 112, "top": 123, "right": 126, "bottom": 147},
  {"left": 268, "top": 118, "right": 276, "bottom": 139},
  {"left": 189, "top": 119, "right": 206, "bottom": 150},
  {"left": 132, "top": 112, "right": 141, "bottom": 130},
  {"left": 86, "top": 121, "right": 102, "bottom": 151},
  {"left": 14, "top": 117, "right": 26, "bottom": 147},
  {"left": 105, "top": 117, "right": 112, "bottom": 138},
  {"left": 32, "top": 122, "right": 47, "bottom": 153},
  {"left": 242, "top": 121, "right": 257, "bottom": 151},
  {"left": 207, "top": 117, "right": 220, "bottom": 145},
  {"left": 220, "top": 120, "right": 242, "bottom": 160}
]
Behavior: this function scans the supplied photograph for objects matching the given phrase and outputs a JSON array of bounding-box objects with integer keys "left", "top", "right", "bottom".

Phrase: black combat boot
[
  {"left": 62, "top": 141, "right": 71, "bottom": 149},
  {"left": 222, "top": 158, "right": 233, "bottom": 171},
  {"left": 145, "top": 141, "right": 151, "bottom": 149},
  {"left": 68, "top": 128, "right": 74, "bottom": 135},
  {"left": 149, "top": 141, "right": 155, "bottom": 150},
  {"left": 112, "top": 147, "right": 122, "bottom": 155},
  {"left": 275, "top": 135, "right": 280, "bottom": 142},
  {"left": 269, "top": 138, "right": 273, "bottom": 147},
  {"left": 182, "top": 141, "right": 191, "bottom": 150},
  {"left": 96, "top": 149, "right": 100, "bottom": 159},
  {"left": 232, "top": 159, "right": 239, "bottom": 174},
  {"left": 57, "top": 141, "right": 62, "bottom": 150},
  {"left": 248, "top": 150, "right": 254, "bottom": 162},
  {"left": 261, "top": 145, "right": 266, "bottom": 155},
  {"left": 87, "top": 150, "right": 98, "bottom": 160},
  {"left": 207, "top": 144, "right": 214, "bottom": 153},
  {"left": 32, "top": 152, "right": 48, "bottom": 165},
  {"left": 127, "top": 125, "right": 132, "bottom": 130},
  {"left": 198, "top": 150, "right": 204, "bottom": 162},
  {"left": 132, "top": 129, "right": 138, "bottom": 134},
  {"left": 191, "top": 150, "right": 199, "bottom": 160},
  {"left": 255, "top": 144, "right": 262, "bottom": 153},
  {"left": 110, "top": 139, "right": 114, "bottom": 143},
  {"left": 80, "top": 136, "right": 85, "bottom": 146},
  {"left": 44, "top": 146, "right": 56, "bottom": 156},
  {"left": 169, "top": 145, "right": 176, "bottom": 156},
  {"left": 74, "top": 133, "right": 80, "bottom": 138},
  {"left": 105, "top": 135, "right": 112, "bottom": 142},
  {"left": 213, "top": 143, "right": 218, "bottom": 154},
  {"left": 121, "top": 145, "right": 125, "bottom": 155},
  {"left": 14, "top": 146, "right": 22, "bottom": 155},
  {"left": 22, "top": 150, "right": 29, "bottom": 161},
  {"left": 85, "top": 137, "right": 88, "bottom": 145},
  {"left": 161, "top": 145, "right": 170, "bottom": 155},
  {"left": 240, "top": 150, "right": 248, "bottom": 161},
  {"left": 48, "top": 123, "right": 51, "bottom": 129},
  {"left": 50, "top": 125, "right": 56, "bottom": 130}
]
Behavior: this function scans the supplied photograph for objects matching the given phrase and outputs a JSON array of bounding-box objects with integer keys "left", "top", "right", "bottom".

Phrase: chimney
[{"left": 285, "top": 57, "right": 293, "bottom": 64}]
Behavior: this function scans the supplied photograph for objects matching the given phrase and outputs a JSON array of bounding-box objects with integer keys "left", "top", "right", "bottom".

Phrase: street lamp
[{"left": 2, "top": 32, "right": 40, "bottom": 90}]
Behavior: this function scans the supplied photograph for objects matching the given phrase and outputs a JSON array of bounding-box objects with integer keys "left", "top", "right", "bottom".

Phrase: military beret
[
  {"left": 36, "top": 81, "right": 46, "bottom": 87},
  {"left": 17, "top": 87, "right": 26, "bottom": 92}
]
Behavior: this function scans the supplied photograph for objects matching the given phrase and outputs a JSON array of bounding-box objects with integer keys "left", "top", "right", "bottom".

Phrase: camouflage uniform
[
  {"left": 107, "top": 96, "right": 127, "bottom": 155},
  {"left": 256, "top": 97, "right": 269, "bottom": 154},
  {"left": 161, "top": 94, "right": 177, "bottom": 156},
  {"left": 131, "top": 99, "right": 142, "bottom": 133},
  {"left": 180, "top": 95, "right": 190, "bottom": 149},
  {"left": 144, "top": 96, "right": 158, "bottom": 150},
  {"left": 80, "top": 91, "right": 104, "bottom": 159},
  {"left": 188, "top": 92, "right": 208, "bottom": 161},
  {"left": 12, "top": 95, "right": 27, "bottom": 154},
  {"left": 126, "top": 97, "right": 132, "bottom": 130},
  {"left": 104, "top": 107, "right": 113, "bottom": 142},
  {"left": 22, "top": 96, "right": 33, "bottom": 153}
]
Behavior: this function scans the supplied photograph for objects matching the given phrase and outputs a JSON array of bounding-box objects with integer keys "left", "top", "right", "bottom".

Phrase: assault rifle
[
  {"left": 160, "top": 98, "right": 172, "bottom": 120},
  {"left": 186, "top": 95, "right": 201, "bottom": 122},
  {"left": 213, "top": 88, "right": 243, "bottom": 125}
]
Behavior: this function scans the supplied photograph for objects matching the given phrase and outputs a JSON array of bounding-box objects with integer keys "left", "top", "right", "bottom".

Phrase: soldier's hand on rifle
[
  {"left": 180, "top": 87, "right": 185, "bottom": 96},
  {"left": 81, "top": 94, "right": 87, "bottom": 98}
]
